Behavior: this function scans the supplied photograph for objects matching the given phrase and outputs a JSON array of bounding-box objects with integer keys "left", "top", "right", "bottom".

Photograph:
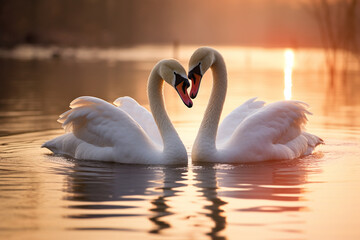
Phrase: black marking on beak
[
  {"left": 188, "top": 63, "right": 203, "bottom": 99},
  {"left": 174, "top": 72, "right": 190, "bottom": 90},
  {"left": 188, "top": 63, "right": 202, "bottom": 84},
  {"left": 174, "top": 72, "right": 192, "bottom": 108}
]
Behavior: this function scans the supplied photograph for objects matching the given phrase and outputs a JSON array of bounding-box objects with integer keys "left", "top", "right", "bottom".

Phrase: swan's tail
[
  {"left": 43, "top": 96, "right": 114, "bottom": 156},
  {"left": 42, "top": 133, "right": 79, "bottom": 156},
  {"left": 303, "top": 132, "right": 324, "bottom": 155}
]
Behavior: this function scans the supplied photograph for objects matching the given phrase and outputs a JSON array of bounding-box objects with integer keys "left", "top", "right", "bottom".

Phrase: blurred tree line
[
  {"left": 304, "top": 0, "right": 360, "bottom": 85},
  {"left": 0, "top": 0, "right": 142, "bottom": 47},
  {"left": 0, "top": 0, "right": 323, "bottom": 48}
]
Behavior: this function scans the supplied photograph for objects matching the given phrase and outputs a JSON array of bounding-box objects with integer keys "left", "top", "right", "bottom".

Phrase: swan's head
[
  {"left": 188, "top": 47, "right": 215, "bottom": 99},
  {"left": 159, "top": 59, "right": 193, "bottom": 108}
]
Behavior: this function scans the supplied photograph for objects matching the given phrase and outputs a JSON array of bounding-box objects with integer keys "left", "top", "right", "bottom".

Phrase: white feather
[
  {"left": 114, "top": 96, "right": 162, "bottom": 147},
  {"left": 220, "top": 99, "right": 323, "bottom": 162},
  {"left": 44, "top": 96, "right": 160, "bottom": 163}
]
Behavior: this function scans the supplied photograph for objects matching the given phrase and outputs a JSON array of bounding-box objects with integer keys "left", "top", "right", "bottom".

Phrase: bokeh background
[
  {"left": 1, "top": 0, "right": 359, "bottom": 81},
  {"left": 0, "top": 0, "right": 359, "bottom": 136},
  {"left": 0, "top": 0, "right": 357, "bottom": 48}
]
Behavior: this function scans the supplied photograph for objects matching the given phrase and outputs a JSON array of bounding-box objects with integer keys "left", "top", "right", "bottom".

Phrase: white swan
[
  {"left": 42, "top": 59, "right": 193, "bottom": 165},
  {"left": 187, "top": 47, "right": 323, "bottom": 163}
]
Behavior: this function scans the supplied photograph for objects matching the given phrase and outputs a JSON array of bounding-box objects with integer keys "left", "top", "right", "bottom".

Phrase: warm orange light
[{"left": 284, "top": 49, "right": 294, "bottom": 100}]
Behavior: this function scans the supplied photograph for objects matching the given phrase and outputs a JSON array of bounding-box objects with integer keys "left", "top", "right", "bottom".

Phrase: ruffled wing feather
[
  {"left": 224, "top": 100, "right": 323, "bottom": 161},
  {"left": 217, "top": 97, "right": 265, "bottom": 144},
  {"left": 50, "top": 96, "right": 158, "bottom": 161},
  {"left": 113, "top": 96, "right": 162, "bottom": 146}
]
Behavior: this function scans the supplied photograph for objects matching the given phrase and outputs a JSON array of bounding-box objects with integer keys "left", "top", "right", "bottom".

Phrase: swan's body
[
  {"left": 188, "top": 47, "right": 323, "bottom": 163},
  {"left": 42, "top": 59, "right": 192, "bottom": 165}
]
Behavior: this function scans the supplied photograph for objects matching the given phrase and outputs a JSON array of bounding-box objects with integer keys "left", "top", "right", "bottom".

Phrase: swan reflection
[
  {"left": 63, "top": 161, "right": 161, "bottom": 202},
  {"left": 217, "top": 160, "right": 315, "bottom": 203},
  {"left": 57, "top": 156, "right": 320, "bottom": 237},
  {"left": 148, "top": 166, "right": 187, "bottom": 234},
  {"left": 194, "top": 164, "right": 227, "bottom": 240},
  {"left": 194, "top": 159, "right": 321, "bottom": 237},
  {"left": 61, "top": 160, "right": 187, "bottom": 233},
  {"left": 61, "top": 160, "right": 163, "bottom": 229}
]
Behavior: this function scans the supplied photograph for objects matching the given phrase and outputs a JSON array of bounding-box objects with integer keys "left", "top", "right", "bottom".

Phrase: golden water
[{"left": 0, "top": 46, "right": 360, "bottom": 240}]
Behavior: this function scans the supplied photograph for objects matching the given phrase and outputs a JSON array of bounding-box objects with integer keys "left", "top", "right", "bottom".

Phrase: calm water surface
[{"left": 1, "top": 46, "right": 360, "bottom": 240}]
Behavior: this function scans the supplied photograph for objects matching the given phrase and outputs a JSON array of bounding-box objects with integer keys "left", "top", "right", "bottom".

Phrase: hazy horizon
[{"left": 1, "top": 0, "right": 352, "bottom": 48}]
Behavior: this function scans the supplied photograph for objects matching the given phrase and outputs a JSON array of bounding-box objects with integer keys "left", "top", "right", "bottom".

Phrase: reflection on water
[
  {"left": 0, "top": 59, "right": 153, "bottom": 136},
  {"left": 1, "top": 46, "right": 360, "bottom": 239},
  {"left": 148, "top": 167, "right": 186, "bottom": 234},
  {"left": 194, "top": 164, "right": 227, "bottom": 240}
]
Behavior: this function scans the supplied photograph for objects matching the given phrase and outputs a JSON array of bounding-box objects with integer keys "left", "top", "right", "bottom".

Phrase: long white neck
[
  {"left": 147, "top": 66, "right": 187, "bottom": 160},
  {"left": 193, "top": 51, "right": 227, "bottom": 154}
]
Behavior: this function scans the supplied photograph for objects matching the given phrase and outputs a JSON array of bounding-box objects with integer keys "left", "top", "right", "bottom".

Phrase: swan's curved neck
[
  {"left": 195, "top": 51, "right": 227, "bottom": 150},
  {"left": 147, "top": 67, "right": 185, "bottom": 155}
]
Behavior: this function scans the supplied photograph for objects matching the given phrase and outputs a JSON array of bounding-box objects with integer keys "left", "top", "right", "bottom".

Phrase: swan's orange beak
[
  {"left": 175, "top": 81, "right": 193, "bottom": 108},
  {"left": 188, "top": 63, "right": 202, "bottom": 99},
  {"left": 174, "top": 73, "right": 193, "bottom": 108},
  {"left": 189, "top": 73, "right": 202, "bottom": 99}
]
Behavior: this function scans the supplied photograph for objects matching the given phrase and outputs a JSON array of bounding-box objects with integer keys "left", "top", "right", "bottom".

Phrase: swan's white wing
[
  {"left": 217, "top": 97, "right": 265, "bottom": 144},
  {"left": 114, "top": 96, "right": 162, "bottom": 146},
  {"left": 43, "top": 96, "right": 159, "bottom": 162},
  {"left": 225, "top": 100, "right": 323, "bottom": 161}
]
